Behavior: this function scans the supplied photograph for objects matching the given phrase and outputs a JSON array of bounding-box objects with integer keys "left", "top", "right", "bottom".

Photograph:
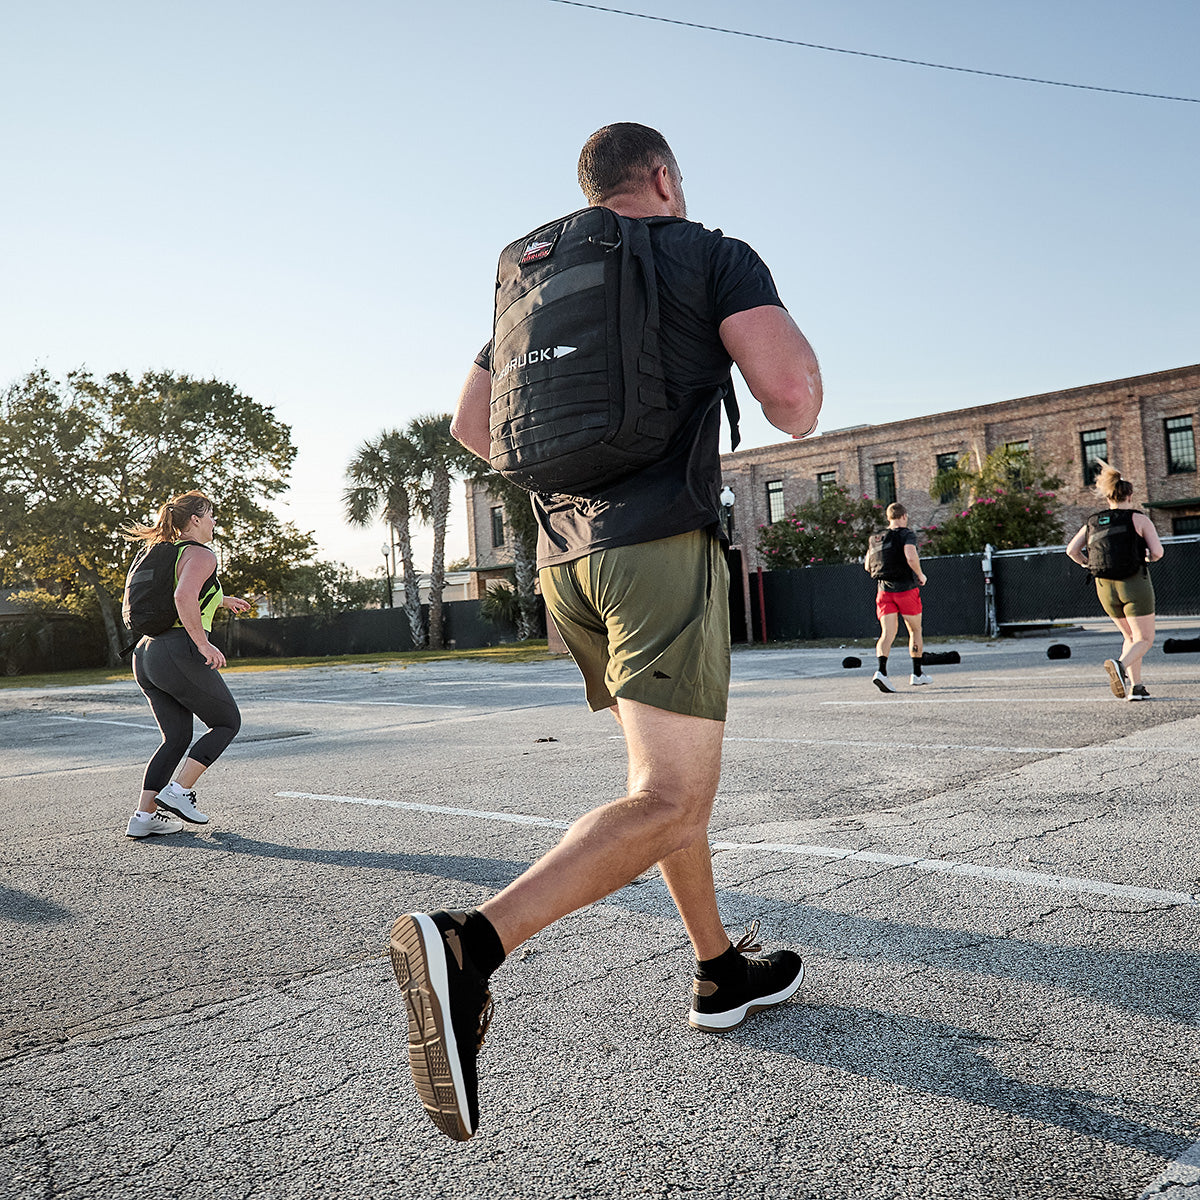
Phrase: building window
[
  {"left": 1080, "top": 429, "right": 1108, "bottom": 486},
  {"left": 874, "top": 462, "right": 896, "bottom": 506},
  {"left": 816, "top": 471, "right": 837, "bottom": 496},
  {"left": 1004, "top": 440, "right": 1030, "bottom": 487},
  {"left": 1165, "top": 416, "right": 1196, "bottom": 474},
  {"left": 1172, "top": 515, "right": 1200, "bottom": 535},
  {"left": 935, "top": 452, "right": 961, "bottom": 503},
  {"left": 765, "top": 480, "right": 785, "bottom": 524},
  {"left": 490, "top": 505, "right": 505, "bottom": 548}
]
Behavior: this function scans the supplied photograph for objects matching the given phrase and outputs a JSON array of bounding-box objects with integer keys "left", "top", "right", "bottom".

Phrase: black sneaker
[
  {"left": 1103, "top": 659, "right": 1129, "bottom": 699},
  {"left": 1130, "top": 684, "right": 1149, "bottom": 701},
  {"left": 389, "top": 911, "right": 493, "bottom": 1141},
  {"left": 689, "top": 925, "right": 805, "bottom": 1032}
]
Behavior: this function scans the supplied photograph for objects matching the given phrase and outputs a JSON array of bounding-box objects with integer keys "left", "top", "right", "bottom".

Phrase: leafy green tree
[
  {"left": 0, "top": 368, "right": 302, "bottom": 664},
  {"left": 408, "top": 414, "right": 476, "bottom": 650},
  {"left": 344, "top": 430, "right": 427, "bottom": 648},
  {"left": 922, "top": 446, "right": 1065, "bottom": 553},
  {"left": 757, "top": 485, "right": 886, "bottom": 568},
  {"left": 268, "top": 561, "right": 381, "bottom": 617}
]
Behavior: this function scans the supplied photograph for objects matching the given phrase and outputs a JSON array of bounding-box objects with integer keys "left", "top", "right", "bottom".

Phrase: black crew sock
[
  {"left": 457, "top": 909, "right": 507, "bottom": 978},
  {"left": 695, "top": 941, "right": 747, "bottom": 984},
  {"left": 877, "top": 656, "right": 888, "bottom": 675},
  {"left": 912, "top": 655, "right": 923, "bottom": 677}
]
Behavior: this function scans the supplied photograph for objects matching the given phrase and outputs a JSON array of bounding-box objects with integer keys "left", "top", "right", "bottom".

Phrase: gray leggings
[{"left": 133, "top": 629, "right": 242, "bottom": 792}]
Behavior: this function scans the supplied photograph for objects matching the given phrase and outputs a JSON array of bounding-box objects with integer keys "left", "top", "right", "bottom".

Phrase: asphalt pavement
[{"left": 1, "top": 630, "right": 1197, "bottom": 1200}]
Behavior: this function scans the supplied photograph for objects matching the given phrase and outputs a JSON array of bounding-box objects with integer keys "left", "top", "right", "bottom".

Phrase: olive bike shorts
[{"left": 1095, "top": 568, "right": 1155, "bottom": 619}]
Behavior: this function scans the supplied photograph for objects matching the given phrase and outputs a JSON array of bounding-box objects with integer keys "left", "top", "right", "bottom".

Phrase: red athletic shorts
[{"left": 876, "top": 587, "right": 922, "bottom": 617}]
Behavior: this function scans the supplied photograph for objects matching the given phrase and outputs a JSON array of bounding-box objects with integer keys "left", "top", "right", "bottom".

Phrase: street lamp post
[
  {"left": 719, "top": 485, "right": 736, "bottom": 543},
  {"left": 381, "top": 543, "right": 392, "bottom": 608}
]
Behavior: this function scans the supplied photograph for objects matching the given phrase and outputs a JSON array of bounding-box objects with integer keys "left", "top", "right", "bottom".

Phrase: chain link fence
[{"left": 992, "top": 534, "right": 1200, "bottom": 626}]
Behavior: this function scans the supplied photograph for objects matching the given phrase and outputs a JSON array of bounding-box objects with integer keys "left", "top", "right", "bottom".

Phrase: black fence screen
[{"left": 992, "top": 535, "right": 1200, "bottom": 625}]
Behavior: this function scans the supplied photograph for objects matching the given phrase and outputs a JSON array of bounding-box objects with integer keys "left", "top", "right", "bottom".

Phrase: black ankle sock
[
  {"left": 911, "top": 655, "right": 923, "bottom": 677},
  {"left": 695, "top": 941, "right": 747, "bottom": 983},
  {"left": 877, "top": 656, "right": 888, "bottom": 675},
  {"left": 458, "top": 910, "right": 506, "bottom": 978}
]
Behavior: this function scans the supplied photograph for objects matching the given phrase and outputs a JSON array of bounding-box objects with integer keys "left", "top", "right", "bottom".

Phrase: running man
[
  {"left": 869, "top": 502, "right": 929, "bottom": 692},
  {"left": 389, "top": 123, "right": 823, "bottom": 1141}
]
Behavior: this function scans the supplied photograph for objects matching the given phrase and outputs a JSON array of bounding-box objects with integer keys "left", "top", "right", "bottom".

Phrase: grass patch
[{"left": 0, "top": 641, "right": 560, "bottom": 690}]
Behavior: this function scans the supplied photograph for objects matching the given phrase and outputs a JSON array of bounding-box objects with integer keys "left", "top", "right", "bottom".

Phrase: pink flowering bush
[{"left": 757, "top": 485, "right": 886, "bottom": 568}]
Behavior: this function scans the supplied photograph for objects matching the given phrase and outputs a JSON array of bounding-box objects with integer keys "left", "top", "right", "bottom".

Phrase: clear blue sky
[{"left": 3, "top": 1, "right": 1196, "bottom": 578}]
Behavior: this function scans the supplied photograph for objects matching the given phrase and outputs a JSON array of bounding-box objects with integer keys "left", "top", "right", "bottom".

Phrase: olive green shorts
[
  {"left": 540, "top": 528, "right": 731, "bottom": 722},
  {"left": 1095, "top": 568, "right": 1156, "bottom": 619}
]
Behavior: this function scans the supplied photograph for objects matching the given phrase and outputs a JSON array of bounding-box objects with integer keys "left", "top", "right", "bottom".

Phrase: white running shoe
[
  {"left": 910, "top": 673, "right": 931, "bottom": 685},
  {"left": 126, "top": 810, "right": 184, "bottom": 838},
  {"left": 155, "top": 781, "right": 209, "bottom": 824},
  {"left": 872, "top": 671, "right": 897, "bottom": 693}
]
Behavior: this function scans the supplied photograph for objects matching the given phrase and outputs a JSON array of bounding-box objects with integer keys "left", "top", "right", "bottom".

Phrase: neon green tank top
[{"left": 173, "top": 542, "right": 224, "bottom": 632}]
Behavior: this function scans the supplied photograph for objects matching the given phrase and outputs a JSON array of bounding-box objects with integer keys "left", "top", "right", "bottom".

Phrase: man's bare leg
[
  {"left": 657, "top": 835, "right": 730, "bottom": 960},
  {"left": 875, "top": 611, "right": 898, "bottom": 659},
  {"left": 901, "top": 612, "right": 924, "bottom": 658},
  {"left": 480, "top": 698, "right": 725, "bottom": 955}
]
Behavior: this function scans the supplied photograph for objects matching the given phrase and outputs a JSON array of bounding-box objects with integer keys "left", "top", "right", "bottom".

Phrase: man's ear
[{"left": 652, "top": 164, "right": 673, "bottom": 201}]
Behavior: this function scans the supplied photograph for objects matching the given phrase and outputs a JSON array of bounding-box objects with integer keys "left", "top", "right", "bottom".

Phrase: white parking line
[
  {"left": 281, "top": 698, "right": 468, "bottom": 710},
  {"left": 721, "top": 736, "right": 1200, "bottom": 754},
  {"left": 1137, "top": 1138, "right": 1200, "bottom": 1199},
  {"left": 275, "top": 791, "right": 570, "bottom": 829},
  {"left": 47, "top": 715, "right": 157, "bottom": 730},
  {"left": 824, "top": 697, "right": 1119, "bottom": 706},
  {"left": 274, "top": 791, "right": 1199, "bottom": 908}
]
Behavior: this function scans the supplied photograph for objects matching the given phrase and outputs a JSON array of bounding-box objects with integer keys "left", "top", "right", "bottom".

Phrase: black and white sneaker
[
  {"left": 1129, "top": 684, "right": 1149, "bottom": 701},
  {"left": 1103, "top": 659, "right": 1129, "bottom": 699},
  {"left": 390, "top": 911, "right": 493, "bottom": 1142},
  {"left": 872, "top": 671, "right": 897, "bottom": 693},
  {"left": 689, "top": 924, "right": 805, "bottom": 1032}
]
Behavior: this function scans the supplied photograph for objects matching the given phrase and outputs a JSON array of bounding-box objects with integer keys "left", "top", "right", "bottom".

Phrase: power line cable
[{"left": 549, "top": 1, "right": 1200, "bottom": 104}]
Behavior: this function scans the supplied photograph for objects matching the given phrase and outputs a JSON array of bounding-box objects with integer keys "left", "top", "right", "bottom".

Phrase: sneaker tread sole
[
  {"left": 1103, "top": 659, "right": 1128, "bottom": 699},
  {"left": 390, "top": 913, "right": 472, "bottom": 1142}
]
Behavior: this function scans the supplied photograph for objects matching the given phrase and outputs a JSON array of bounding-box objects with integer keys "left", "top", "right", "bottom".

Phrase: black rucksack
[
  {"left": 864, "top": 530, "right": 907, "bottom": 581},
  {"left": 122, "top": 540, "right": 202, "bottom": 638},
  {"left": 488, "top": 205, "right": 739, "bottom": 496}
]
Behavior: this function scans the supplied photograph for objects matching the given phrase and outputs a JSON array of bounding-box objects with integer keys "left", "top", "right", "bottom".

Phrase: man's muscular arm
[
  {"left": 719, "top": 306, "right": 823, "bottom": 439},
  {"left": 450, "top": 364, "right": 492, "bottom": 460}
]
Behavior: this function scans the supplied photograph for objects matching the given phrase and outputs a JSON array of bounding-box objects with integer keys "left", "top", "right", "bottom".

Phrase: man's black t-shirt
[
  {"left": 476, "top": 215, "right": 784, "bottom": 568},
  {"left": 879, "top": 527, "right": 920, "bottom": 592}
]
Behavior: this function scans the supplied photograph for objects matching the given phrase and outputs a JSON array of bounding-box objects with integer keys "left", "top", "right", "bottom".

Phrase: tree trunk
[
  {"left": 393, "top": 505, "right": 426, "bottom": 650},
  {"left": 426, "top": 465, "right": 450, "bottom": 650},
  {"left": 511, "top": 534, "right": 539, "bottom": 640},
  {"left": 79, "top": 560, "right": 124, "bottom": 666}
]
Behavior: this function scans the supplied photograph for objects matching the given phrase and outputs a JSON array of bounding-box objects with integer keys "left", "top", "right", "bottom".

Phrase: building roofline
[{"left": 723, "top": 362, "right": 1200, "bottom": 461}]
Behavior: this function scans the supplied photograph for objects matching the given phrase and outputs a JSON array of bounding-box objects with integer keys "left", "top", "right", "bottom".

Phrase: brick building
[
  {"left": 721, "top": 363, "right": 1200, "bottom": 569},
  {"left": 463, "top": 363, "right": 1200, "bottom": 582}
]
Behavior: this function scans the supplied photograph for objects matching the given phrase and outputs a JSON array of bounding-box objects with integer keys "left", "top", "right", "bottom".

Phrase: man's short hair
[
  {"left": 578, "top": 123, "right": 680, "bottom": 204},
  {"left": 886, "top": 502, "right": 907, "bottom": 520}
]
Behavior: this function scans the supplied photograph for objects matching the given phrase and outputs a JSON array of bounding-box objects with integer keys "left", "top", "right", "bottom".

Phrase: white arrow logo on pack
[{"left": 554, "top": 345, "right": 577, "bottom": 358}]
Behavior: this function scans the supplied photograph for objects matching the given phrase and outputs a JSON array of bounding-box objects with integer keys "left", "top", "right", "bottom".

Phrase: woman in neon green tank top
[{"left": 122, "top": 490, "right": 251, "bottom": 838}]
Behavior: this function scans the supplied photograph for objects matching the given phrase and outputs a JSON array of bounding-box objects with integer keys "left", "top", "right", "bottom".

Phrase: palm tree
[
  {"left": 343, "top": 430, "right": 427, "bottom": 648},
  {"left": 407, "top": 414, "right": 475, "bottom": 650}
]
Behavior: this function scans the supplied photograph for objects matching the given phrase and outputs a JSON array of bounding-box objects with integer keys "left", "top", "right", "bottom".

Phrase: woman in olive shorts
[{"left": 1065, "top": 462, "right": 1164, "bottom": 700}]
